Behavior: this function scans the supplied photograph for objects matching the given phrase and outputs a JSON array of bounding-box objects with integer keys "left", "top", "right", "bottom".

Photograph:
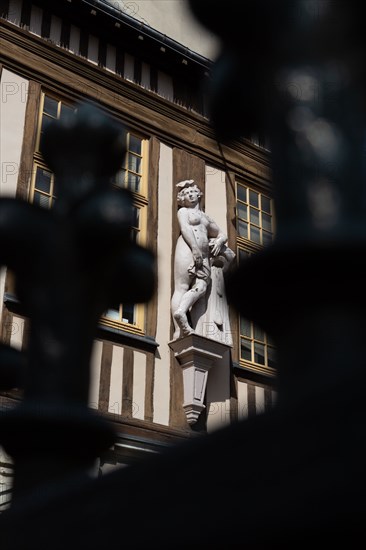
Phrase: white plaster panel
[
  {"left": 153, "top": 143, "right": 173, "bottom": 426},
  {"left": 206, "top": 349, "right": 231, "bottom": 433},
  {"left": 88, "top": 339, "right": 103, "bottom": 410},
  {"left": 255, "top": 386, "right": 266, "bottom": 415},
  {"left": 205, "top": 165, "right": 227, "bottom": 233},
  {"left": 7, "top": 0, "right": 22, "bottom": 26},
  {"left": 106, "top": 44, "right": 117, "bottom": 73},
  {"left": 157, "top": 71, "right": 173, "bottom": 101},
  {"left": 237, "top": 381, "right": 249, "bottom": 420},
  {"left": 88, "top": 35, "right": 99, "bottom": 65},
  {"left": 0, "top": 69, "right": 28, "bottom": 197},
  {"left": 49, "top": 15, "right": 62, "bottom": 45},
  {"left": 9, "top": 315, "right": 24, "bottom": 351},
  {"left": 29, "top": 5, "right": 43, "bottom": 36},
  {"left": 108, "top": 345, "right": 124, "bottom": 416},
  {"left": 132, "top": 351, "right": 146, "bottom": 420},
  {"left": 69, "top": 25, "right": 81, "bottom": 53},
  {"left": 124, "top": 53, "right": 134, "bottom": 81}
]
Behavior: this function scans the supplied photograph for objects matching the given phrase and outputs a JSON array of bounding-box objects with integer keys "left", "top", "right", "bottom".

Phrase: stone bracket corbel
[{"left": 169, "top": 334, "right": 230, "bottom": 425}]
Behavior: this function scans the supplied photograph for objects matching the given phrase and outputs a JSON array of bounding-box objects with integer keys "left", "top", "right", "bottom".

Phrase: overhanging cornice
[
  {"left": 28, "top": 0, "right": 213, "bottom": 77},
  {"left": 86, "top": 0, "right": 213, "bottom": 69}
]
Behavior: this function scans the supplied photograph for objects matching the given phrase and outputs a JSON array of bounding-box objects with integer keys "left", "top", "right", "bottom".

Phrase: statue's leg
[
  {"left": 173, "top": 280, "right": 207, "bottom": 337},
  {"left": 172, "top": 317, "right": 181, "bottom": 340},
  {"left": 171, "top": 283, "right": 189, "bottom": 339},
  {"left": 173, "top": 310, "right": 194, "bottom": 337}
]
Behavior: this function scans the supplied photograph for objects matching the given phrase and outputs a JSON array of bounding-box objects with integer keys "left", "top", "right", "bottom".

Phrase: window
[
  {"left": 240, "top": 317, "right": 276, "bottom": 371},
  {"left": 236, "top": 181, "right": 276, "bottom": 374},
  {"left": 30, "top": 92, "right": 148, "bottom": 335},
  {"left": 103, "top": 131, "right": 148, "bottom": 334},
  {"left": 236, "top": 183, "right": 274, "bottom": 247},
  {"left": 30, "top": 95, "right": 75, "bottom": 207}
]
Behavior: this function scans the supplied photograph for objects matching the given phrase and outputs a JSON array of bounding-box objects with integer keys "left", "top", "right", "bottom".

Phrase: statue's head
[{"left": 176, "top": 179, "right": 203, "bottom": 207}]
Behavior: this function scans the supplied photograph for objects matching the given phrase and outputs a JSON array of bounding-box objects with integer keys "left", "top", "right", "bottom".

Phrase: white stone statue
[{"left": 171, "top": 179, "right": 235, "bottom": 344}]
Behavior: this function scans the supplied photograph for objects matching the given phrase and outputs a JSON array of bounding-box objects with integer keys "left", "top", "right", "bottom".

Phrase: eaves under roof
[{"left": 31, "top": 0, "right": 213, "bottom": 78}]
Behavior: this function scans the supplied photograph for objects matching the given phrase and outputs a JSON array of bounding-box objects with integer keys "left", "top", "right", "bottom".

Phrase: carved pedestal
[{"left": 169, "top": 334, "right": 230, "bottom": 425}]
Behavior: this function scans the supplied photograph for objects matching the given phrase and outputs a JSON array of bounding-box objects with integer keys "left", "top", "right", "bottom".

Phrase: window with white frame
[
  {"left": 103, "top": 130, "right": 148, "bottom": 332},
  {"left": 236, "top": 183, "right": 274, "bottom": 247},
  {"left": 30, "top": 95, "right": 75, "bottom": 208},
  {"left": 236, "top": 181, "right": 276, "bottom": 374}
]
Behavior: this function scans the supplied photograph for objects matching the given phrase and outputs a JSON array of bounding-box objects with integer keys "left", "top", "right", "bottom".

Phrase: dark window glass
[
  {"left": 254, "top": 342, "right": 265, "bottom": 365},
  {"left": 237, "top": 184, "right": 247, "bottom": 202},
  {"left": 122, "top": 304, "right": 135, "bottom": 324},
  {"left": 250, "top": 225, "right": 261, "bottom": 244},
  {"left": 261, "top": 195, "right": 271, "bottom": 214},
  {"left": 129, "top": 135, "right": 142, "bottom": 155},
  {"left": 240, "top": 317, "right": 251, "bottom": 338},
  {"left": 237, "top": 203, "right": 247, "bottom": 221},
  {"left": 250, "top": 207, "right": 260, "bottom": 225},
  {"left": 238, "top": 220, "right": 248, "bottom": 239},
  {"left": 249, "top": 190, "right": 259, "bottom": 208},
  {"left": 35, "top": 167, "right": 52, "bottom": 193},
  {"left": 262, "top": 212, "right": 272, "bottom": 232},
  {"left": 43, "top": 96, "right": 58, "bottom": 118},
  {"left": 240, "top": 339, "right": 252, "bottom": 361},
  {"left": 254, "top": 324, "right": 265, "bottom": 342}
]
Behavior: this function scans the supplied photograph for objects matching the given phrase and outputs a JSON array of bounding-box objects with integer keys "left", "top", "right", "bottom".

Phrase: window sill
[
  {"left": 3, "top": 293, "right": 22, "bottom": 314},
  {"left": 96, "top": 323, "right": 158, "bottom": 353},
  {"left": 3, "top": 294, "right": 158, "bottom": 354},
  {"left": 233, "top": 361, "right": 276, "bottom": 383}
]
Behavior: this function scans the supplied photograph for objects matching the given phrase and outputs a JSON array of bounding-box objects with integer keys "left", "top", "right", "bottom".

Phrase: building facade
[{"left": 0, "top": 0, "right": 276, "bottom": 509}]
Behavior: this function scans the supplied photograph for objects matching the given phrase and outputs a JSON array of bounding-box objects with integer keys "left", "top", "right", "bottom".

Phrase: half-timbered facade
[{"left": 0, "top": 0, "right": 276, "bottom": 509}]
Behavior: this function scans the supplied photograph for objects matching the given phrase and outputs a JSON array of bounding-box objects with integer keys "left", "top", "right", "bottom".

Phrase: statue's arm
[
  {"left": 177, "top": 208, "right": 203, "bottom": 264},
  {"left": 206, "top": 216, "right": 228, "bottom": 256}
]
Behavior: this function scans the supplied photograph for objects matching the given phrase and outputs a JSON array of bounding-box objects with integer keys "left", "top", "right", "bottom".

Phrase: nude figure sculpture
[{"left": 171, "top": 179, "right": 235, "bottom": 343}]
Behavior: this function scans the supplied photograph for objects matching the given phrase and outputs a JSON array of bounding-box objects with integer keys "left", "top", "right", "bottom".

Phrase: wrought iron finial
[
  {"left": 189, "top": 3, "right": 366, "bottom": 291},
  {"left": 0, "top": 103, "right": 156, "bottom": 499}
]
